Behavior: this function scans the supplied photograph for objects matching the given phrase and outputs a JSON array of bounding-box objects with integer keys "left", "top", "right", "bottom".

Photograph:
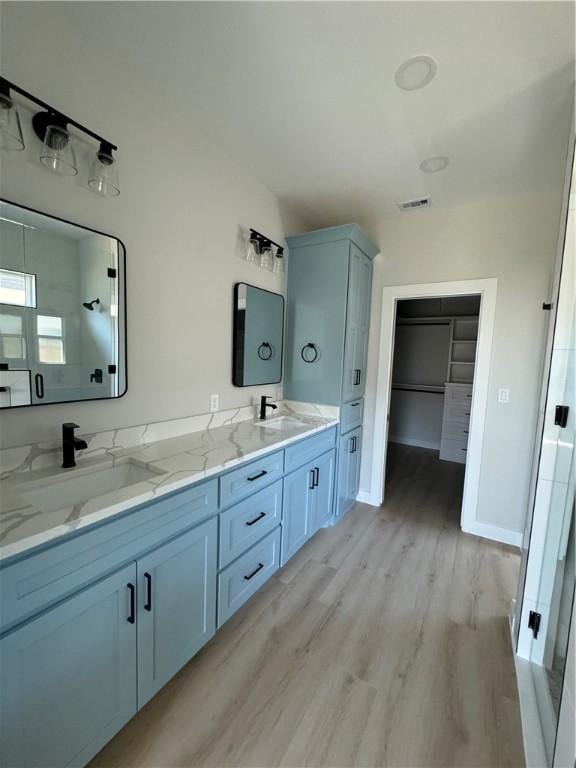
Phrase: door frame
[{"left": 368, "top": 277, "right": 499, "bottom": 540}]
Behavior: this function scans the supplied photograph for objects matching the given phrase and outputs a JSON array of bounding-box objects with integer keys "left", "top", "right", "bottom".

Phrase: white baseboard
[
  {"left": 357, "top": 490, "right": 379, "bottom": 506},
  {"left": 388, "top": 437, "right": 440, "bottom": 451},
  {"left": 461, "top": 519, "right": 523, "bottom": 548}
]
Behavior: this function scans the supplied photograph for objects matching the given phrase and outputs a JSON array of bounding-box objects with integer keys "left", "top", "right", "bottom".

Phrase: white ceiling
[{"left": 19, "top": 2, "right": 576, "bottom": 231}]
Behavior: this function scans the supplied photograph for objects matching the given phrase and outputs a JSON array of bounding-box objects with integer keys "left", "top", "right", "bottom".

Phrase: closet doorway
[
  {"left": 386, "top": 296, "right": 480, "bottom": 522},
  {"left": 369, "top": 278, "right": 498, "bottom": 541}
]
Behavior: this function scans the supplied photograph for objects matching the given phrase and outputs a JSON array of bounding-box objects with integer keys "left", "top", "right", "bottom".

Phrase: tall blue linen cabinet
[{"left": 284, "top": 224, "right": 379, "bottom": 518}]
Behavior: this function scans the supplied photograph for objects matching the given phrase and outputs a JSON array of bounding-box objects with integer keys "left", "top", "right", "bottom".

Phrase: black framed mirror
[
  {"left": 0, "top": 199, "right": 127, "bottom": 408},
  {"left": 233, "top": 283, "right": 284, "bottom": 387}
]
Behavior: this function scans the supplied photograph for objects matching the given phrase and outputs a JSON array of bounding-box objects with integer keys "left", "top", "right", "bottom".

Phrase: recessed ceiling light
[
  {"left": 395, "top": 55, "right": 437, "bottom": 91},
  {"left": 420, "top": 156, "right": 450, "bottom": 173}
]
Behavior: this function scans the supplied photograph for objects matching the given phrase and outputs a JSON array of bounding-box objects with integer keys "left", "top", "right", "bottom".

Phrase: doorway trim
[{"left": 368, "top": 277, "right": 501, "bottom": 541}]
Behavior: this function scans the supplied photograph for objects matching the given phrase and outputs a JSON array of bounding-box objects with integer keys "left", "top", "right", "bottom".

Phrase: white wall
[
  {"left": 361, "top": 193, "right": 564, "bottom": 536},
  {"left": 0, "top": 3, "right": 307, "bottom": 448}
]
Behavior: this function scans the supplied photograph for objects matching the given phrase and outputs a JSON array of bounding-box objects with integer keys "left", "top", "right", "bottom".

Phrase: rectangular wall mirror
[
  {"left": 0, "top": 199, "right": 126, "bottom": 409},
  {"left": 233, "top": 283, "right": 284, "bottom": 387}
]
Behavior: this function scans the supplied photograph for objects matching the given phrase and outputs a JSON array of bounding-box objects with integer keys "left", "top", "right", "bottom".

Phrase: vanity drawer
[
  {"left": 284, "top": 427, "right": 337, "bottom": 473},
  {"left": 217, "top": 526, "right": 281, "bottom": 626},
  {"left": 0, "top": 479, "right": 218, "bottom": 634},
  {"left": 340, "top": 399, "right": 363, "bottom": 434},
  {"left": 219, "top": 481, "right": 283, "bottom": 568},
  {"left": 219, "top": 451, "right": 284, "bottom": 507}
]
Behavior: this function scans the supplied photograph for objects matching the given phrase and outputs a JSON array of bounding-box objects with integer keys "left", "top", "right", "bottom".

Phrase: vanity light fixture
[
  {"left": 0, "top": 77, "right": 120, "bottom": 196},
  {"left": 244, "top": 229, "right": 285, "bottom": 273},
  {"left": 0, "top": 79, "right": 25, "bottom": 151}
]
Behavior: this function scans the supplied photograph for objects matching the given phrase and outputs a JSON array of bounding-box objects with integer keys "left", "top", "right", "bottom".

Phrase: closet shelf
[{"left": 392, "top": 383, "right": 445, "bottom": 394}]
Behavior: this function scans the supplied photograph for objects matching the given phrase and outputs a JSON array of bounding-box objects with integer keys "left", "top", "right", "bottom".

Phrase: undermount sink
[
  {"left": 255, "top": 416, "right": 308, "bottom": 431},
  {"left": 20, "top": 461, "right": 161, "bottom": 513}
]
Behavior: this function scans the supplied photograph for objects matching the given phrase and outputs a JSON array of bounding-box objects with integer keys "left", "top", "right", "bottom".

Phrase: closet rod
[
  {"left": 395, "top": 320, "right": 452, "bottom": 326},
  {"left": 392, "top": 385, "right": 445, "bottom": 395}
]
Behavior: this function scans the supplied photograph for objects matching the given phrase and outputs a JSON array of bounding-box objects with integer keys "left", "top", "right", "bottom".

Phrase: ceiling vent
[{"left": 398, "top": 197, "right": 431, "bottom": 211}]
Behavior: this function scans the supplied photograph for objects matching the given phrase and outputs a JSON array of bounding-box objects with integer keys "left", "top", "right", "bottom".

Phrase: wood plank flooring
[{"left": 90, "top": 444, "right": 524, "bottom": 768}]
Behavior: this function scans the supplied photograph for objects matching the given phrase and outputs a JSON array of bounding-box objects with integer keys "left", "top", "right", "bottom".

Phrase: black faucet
[
  {"left": 62, "top": 423, "right": 88, "bottom": 468},
  {"left": 259, "top": 395, "right": 278, "bottom": 421}
]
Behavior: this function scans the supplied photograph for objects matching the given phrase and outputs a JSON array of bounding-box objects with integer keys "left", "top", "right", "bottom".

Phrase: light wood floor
[{"left": 90, "top": 444, "right": 524, "bottom": 768}]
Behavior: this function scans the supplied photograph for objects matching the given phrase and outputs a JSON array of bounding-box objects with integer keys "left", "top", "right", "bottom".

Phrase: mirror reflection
[
  {"left": 0, "top": 200, "right": 126, "bottom": 408},
  {"left": 233, "top": 283, "right": 284, "bottom": 387}
]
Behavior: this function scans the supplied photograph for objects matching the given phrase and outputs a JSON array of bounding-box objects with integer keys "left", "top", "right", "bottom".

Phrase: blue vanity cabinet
[
  {"left": 0, "top": 563, "right": 138, "bottom": 768},
  {"left": 285, "top": 224, "right": 378, "bottom": 406},
  {"left": 281, "top": 448, "right": 336, "bottom": 565},
  {"left": 137, "top": 517, "right": 217, "bottom": 706},
  {"left": 337, "top": 427, "right": 362, "bottom": 519},
  {"left": 281, "top": 462, "right": 314, "bottom": 565},
  {"left": 310, "top": 449, "right": 336, "bottom": 534}
]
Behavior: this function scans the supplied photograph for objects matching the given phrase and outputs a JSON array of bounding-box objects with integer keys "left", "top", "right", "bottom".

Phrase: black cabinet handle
[
  {"left": 127, "top": 583, "right": 135, "bottom": 624},
  {"left": 34, "top": 373, "right": 44, "bottom": 399},
  {"left": 350, "top": 402, "right": 360, "bottom": 407},
  {"left": 247, "top": 469, "right": 267, "bottom": 482},
  {"left": 309, "top": 469, "right": 315, "bottom": 489},
  {"left": 461, "top": 448, "right": 467, "bottom": 452},
  {"left": 244, "top": 562, "right": 264, "bottom": 581},
  {"left": 144, "top": 573, "right": 152, "bottom": 611},
  {"left": 313, "top": 467, "right": 320, "bottom": 487},
  {"left": 349, "top": 437, "right": 355, "bottom": 453},
  {"left": 354, "top": 369, "right": 361, "bottom": 385},
  {"left": 246, "top": 511, "right": 266, "bottom": 526}
]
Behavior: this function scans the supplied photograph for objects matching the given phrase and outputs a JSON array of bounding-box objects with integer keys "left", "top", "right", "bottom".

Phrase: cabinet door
[
  {"left": 337, "top": 429, "right": 362, "bottom": 519},
  {"left": 138, "top": 518, "right": 217, "bottom": 706},
  {"left": 342, "top": 245, "right": 372, "bottom": 401},
  {"left": 348, "top": 427, "right": 362, "bottom": 500},
  {"left": 0, "top": 564, "right": 137, "bottom": 768},
  {"left": 310, "top": 450, "right": 336, "bottom": 534},
  {"left": 281, "top": 464, "right": 314, "bottom": 565}
]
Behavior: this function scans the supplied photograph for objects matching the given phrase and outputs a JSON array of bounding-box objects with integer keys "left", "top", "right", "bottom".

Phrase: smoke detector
[{"left": 397, "top": 197, "right": 431, "bottom": 211}]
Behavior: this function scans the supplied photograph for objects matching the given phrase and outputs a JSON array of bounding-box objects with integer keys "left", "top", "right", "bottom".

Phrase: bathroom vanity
[{"left": 0, "top": 412, "right": 337, "bottom": 768}]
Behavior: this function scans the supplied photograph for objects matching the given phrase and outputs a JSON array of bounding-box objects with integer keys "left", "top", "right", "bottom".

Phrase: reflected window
[
  {"left": 37, "top": 314, "right": 65, "bottom": 364},
  {"left": 0, "top": 313, "right": 26, "bottom": 360},
  {"left": 0, "top": 268, "right": 36, "bottom": 308}
]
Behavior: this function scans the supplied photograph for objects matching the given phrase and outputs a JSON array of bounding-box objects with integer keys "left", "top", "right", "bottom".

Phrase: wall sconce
[
  {"left": 244, "top": 229, "right": 285, "bottom": 273},
  {"left": 0, "top": 76, "right": 120, "bottom": 197}
]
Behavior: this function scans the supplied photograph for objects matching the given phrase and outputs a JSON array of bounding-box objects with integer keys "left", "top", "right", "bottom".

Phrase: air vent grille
[{"left": 398, "top": 197, "right": 431, "bottom": 211}]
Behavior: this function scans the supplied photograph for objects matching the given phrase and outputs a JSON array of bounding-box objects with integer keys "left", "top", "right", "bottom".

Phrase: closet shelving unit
[
  {"left": 448, "top": 316, "right": 479, "bottom": 384},
  {"left": 392, "top": 315, "right": 479, "bottom": 392}
]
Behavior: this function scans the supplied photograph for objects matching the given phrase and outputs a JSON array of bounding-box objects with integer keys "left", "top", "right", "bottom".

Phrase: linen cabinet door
[
  {"left": 0, "top": 564, "right": 137, "bottom": 768},
  {"left": 137, "top": 517, "right": 217, "bottom": 706},
  {"left": 348, "top": 427, "right": 362, "bottom": 500},
  {"left": 342, "top": 246, "right": 361, "bottom": 402},
  {"left": 281, "top": 463, "right": 313, "bottom": 565},
  {"left": 354, "top": 250, "right": 372, "bottom": 397},
  {"left": 310, "top": 450, "right": 336, "bottom": 534}
]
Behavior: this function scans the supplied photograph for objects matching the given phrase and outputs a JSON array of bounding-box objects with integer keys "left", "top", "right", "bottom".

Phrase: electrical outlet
[
  {"left": 498, "top": 388, "right": 510, "bottom": 404},
  {"left": 210, "top": 394, "right": 219, "bottom": 412}
]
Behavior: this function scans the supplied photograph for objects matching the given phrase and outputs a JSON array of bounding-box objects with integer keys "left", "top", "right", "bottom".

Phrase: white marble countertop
[{"left": 0, "top": 413, "right": 338, "bottom": 563}]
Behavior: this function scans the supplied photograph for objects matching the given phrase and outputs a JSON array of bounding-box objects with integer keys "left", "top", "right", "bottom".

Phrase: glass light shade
[
  {"left": 272, "top": 253, "right": 284, "bottom": 274},
  {"left": 40, "top": 125, "right": 78, "bottom": 176},
  {"left": 0, "top": 93, "right": 25, "bottom": 151},
  {"left": 88, "top": 148, "right": 120, "bottom": 197},
  {"left": 245, "top": 236, "right": 260, "bottom": 265},
  {"left": 260, "top": 246, "right": 274, "bottom": 271}
]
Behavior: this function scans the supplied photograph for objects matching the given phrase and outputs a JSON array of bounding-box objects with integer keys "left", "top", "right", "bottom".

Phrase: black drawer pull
[
  {"left": 246, "top": 511, "right": 266, "bottom": 526},
  {"left": 461, "top": 448, "right": 468, "bottom": 452},
  {"left": 144, "top": 572, "right": 152, "bottom": 611},
  {"left": 247, "top": 469, "right": 267, "bottom": 482},
  {"left": 244, "top": 562, "right": 264, "bottom": 581},
  {"left": 127, "top": 583, "right": 135, "bottom": 624},
  {"left": 313, "top": 467, "right": 320, "bottom": 487},
  {"left": 465, "top": 412, "right": 470, "bottom": 416},
  {"left": 309, "top": 469, "right": 315, "bottom": 489},
  {"left": 350, "top": 402, "right": 360, "bottom": 407}
]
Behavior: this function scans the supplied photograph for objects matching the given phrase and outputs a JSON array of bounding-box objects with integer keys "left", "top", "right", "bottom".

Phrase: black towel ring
[
  {"left": 301, "top": 343, "right": 319, "bottom": 363},
  {"left": 258, "top": 342, "right": 273, "bottom": 361}
]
